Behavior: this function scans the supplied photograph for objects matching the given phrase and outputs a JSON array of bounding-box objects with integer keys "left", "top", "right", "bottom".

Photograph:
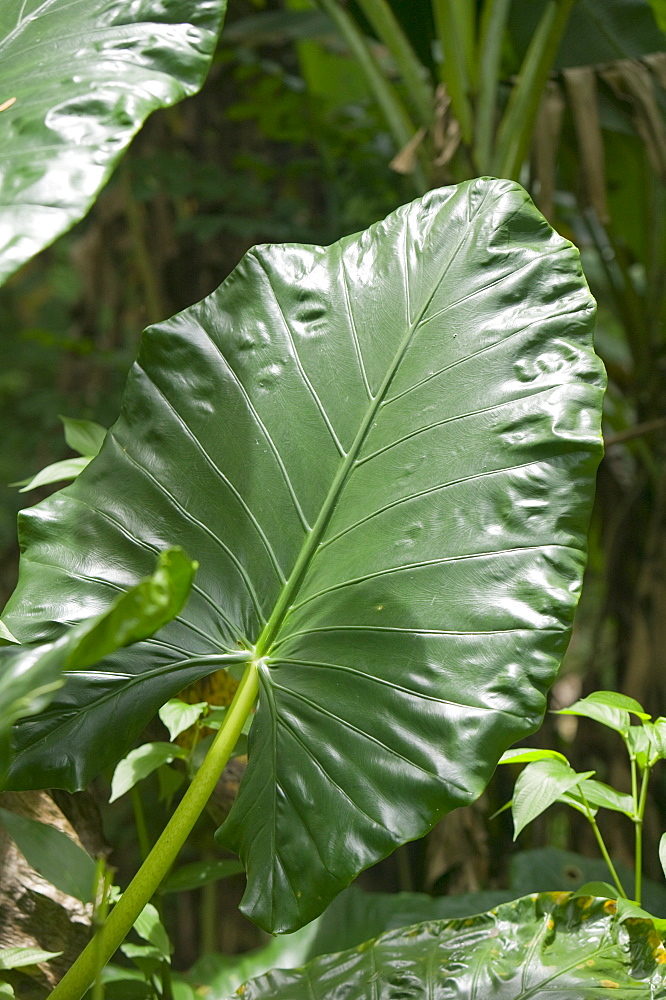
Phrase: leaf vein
[
  {"left": 252, "top": 252, "right": 347, "bottom": 458},
  {"left": 195, "top": 321, "right": 310, "bottom": 532},
  {"left": 136, "top": 362, "right": 286, "bottom": 583},
  {"left": 341, "top": 251, "right": 373, "bottom": 400}
]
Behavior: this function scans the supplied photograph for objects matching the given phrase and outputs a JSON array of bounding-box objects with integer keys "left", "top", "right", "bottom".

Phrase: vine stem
[
  {"left": 51, "top": 659, "right": 260, "bottom": 1000},
  {"left": 579, "top": 789, "right": 627, "bottom": 900},
  {"left": 634, "top": 763, "right": 652, "bottom": 906}
]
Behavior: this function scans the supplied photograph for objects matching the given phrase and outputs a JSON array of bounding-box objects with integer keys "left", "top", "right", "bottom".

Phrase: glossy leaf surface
[
  {"left": 0, "top": 0, "right": 226, "bottom": 285},
  {"left": 499, "top": 747, "right": 568, "bottom": 765},
  {"left": 1, "top": 179, "right": 604, "bottom": 931},
  {"left": 235, "top": 893, "right": 666, "bottom": 1000}
]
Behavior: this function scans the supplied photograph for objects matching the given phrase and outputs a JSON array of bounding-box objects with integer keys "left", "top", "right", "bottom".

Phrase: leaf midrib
[{"left": 253, "top": 188, "right": 489, "bottom": 660}]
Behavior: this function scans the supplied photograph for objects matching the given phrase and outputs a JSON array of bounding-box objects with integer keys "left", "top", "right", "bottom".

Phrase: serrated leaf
[
  {"left": 1, "top": 178, "right": 605, "bottom": 932},
  {"left": 0, "top": 947, "right": 62, "bottom": 971},
  {"left": 557, "top": 693, "right": 631, "bottom": 734},
  {"left": 59, "top": 416, "right": 107, "bottom": 457},
  {"left": 13, "top": 456, "right": 91, "bottom": 492},
  {"left": 0, "top": 0, "right": 227, "bottom": 285},
  {"left": 0, "top": 548, "right": 195, "bottom": 788},
  {"left": 0, "top": 807, "right": 96, "bottom": 903},
  {"left": 110, "top": 742, "right": 189, "bottom": 803},
  {"left": 499, "top": 747, "right": 569, "bottom": 765},
  {"left": 234, "top": 892, "right": 666, "bottom": 1000},
  {"left": 512, "top": 759, "right": 595, "bottom": 838},
  {"left": 158, "top": 699, "right": 208, "bottom": 741},
  {"left": 161, "top": 858, "right": 245, "bottom": 893}
]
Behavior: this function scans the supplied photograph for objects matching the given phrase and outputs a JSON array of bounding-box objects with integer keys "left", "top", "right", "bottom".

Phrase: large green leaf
[
  {"left": 1, "top": 178, "right": 605, "bottom": 931},
  {"left": 0, "top": 0, "right": 226, "bottom": 286},
  {"left": 234, "top": 892, "right": 666, "bottom": 1000}
]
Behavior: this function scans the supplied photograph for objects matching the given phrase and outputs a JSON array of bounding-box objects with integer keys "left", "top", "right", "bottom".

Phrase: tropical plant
[
  {"left": 9, "top": 1, "right": 666, "bottom": 998},
  {"left": 1, "top": 174, "right": 606, "bottom": 997},
  {"left": 500, "top": 690, "right": 666, "bottom": 910}
]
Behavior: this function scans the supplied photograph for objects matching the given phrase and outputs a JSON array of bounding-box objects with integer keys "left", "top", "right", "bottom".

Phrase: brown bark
[{"left": 0, "top": 791, "right": 103, "bottom": 998}]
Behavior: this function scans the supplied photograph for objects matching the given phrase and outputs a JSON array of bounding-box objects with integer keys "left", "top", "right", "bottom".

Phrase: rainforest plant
[
  {"left": 2, "top": 176, "right": 608, "bottom": 996},
  {"left": 4, "top": 1, "right": 666, "bottom": 999},
  {"left": 500, "top": 690, "right": 666, "bottom": 912}
]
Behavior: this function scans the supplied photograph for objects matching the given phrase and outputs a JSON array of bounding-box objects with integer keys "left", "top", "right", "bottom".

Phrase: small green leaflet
[
  {"left": 512, "top": 759, "right": 595, "bottom": 838},
  {"left": 499, "top": 747, "right": 569, "bottom": 765},
  {"left": 132, "top": 903, "right": 171, "bottom": 960},
  {"left": 556, "top": 691, "right": 650, "bottom": 735},
  {"left": 0, "top": 947, "right": 62, "bottom": 970},
  {"left": 110, "top": 743, "right": 189, "bottom": 803},
  {"left": 158, "top": 699, "right": 208, "bottom": 741},
  {"left": 59, "top": 415, "right": 107, "bottom": 457},
  {"left": 12, "top": 457, "right": 91, "bottom": 493}
]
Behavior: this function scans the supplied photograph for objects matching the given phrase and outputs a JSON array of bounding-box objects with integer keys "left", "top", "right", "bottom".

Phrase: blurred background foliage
[{"left": 1, "top": 0, "right": 665, "bottom": 974}]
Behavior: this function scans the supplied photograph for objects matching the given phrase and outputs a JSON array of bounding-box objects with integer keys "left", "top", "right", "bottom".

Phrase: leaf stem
[
  {"left": 634, "top": 764, "right": 652, "bottom": 906},
  {"left": 130, "top": 785, "right": 151, "bottom": 861},
  {"left": 579, "top": 789, "right": 627, "bottom": 899},
  {"left": 50, "top": 660, "right": 259, "bottom": 1000}
]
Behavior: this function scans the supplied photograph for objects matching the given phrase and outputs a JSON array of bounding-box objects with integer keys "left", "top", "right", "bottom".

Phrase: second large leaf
[{"left": 2, "top": 178, "right": 605, "bottom": 932}]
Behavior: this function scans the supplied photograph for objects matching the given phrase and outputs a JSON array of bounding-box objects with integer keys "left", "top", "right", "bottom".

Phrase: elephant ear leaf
[
  {"left": 233, "top": 894, "right": 666, "bottom": 1000},
  {"left": 1, "top": 178, "right": 605, "bottom": 933},
  {"left": 0, "top": 0, "right": 226, "bottom": 285}
]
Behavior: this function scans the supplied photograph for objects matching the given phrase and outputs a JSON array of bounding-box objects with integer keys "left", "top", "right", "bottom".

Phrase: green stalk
[
  {"left": 431, "top": 0, "right": 475, "bottom": 144},
  {"left": 475, "top": 0, "right": 511, "bottom": 171},
  {"left": 354, "top": 0, "right": 434, "bottom": 125},
  {"left": 50, "top": 660, "right": 260, "bottom": 1000},
  {"left": 579, "top": 789, "right": 627, "bottom": 899},
  {"left": 92, "top": 862, "right": 113, "bottom": 1000},
  {"left": 634, "top": 764, "right": 652, "bottom": 906},
  {"left": 316, "top": 0, "right": 428, "bottom": 192},
  {"left": 130, "top": 785, "right": 151, "bottom": 861},
  {"left": 493, "top": 0, "right": 576, "bottom": 180}
]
